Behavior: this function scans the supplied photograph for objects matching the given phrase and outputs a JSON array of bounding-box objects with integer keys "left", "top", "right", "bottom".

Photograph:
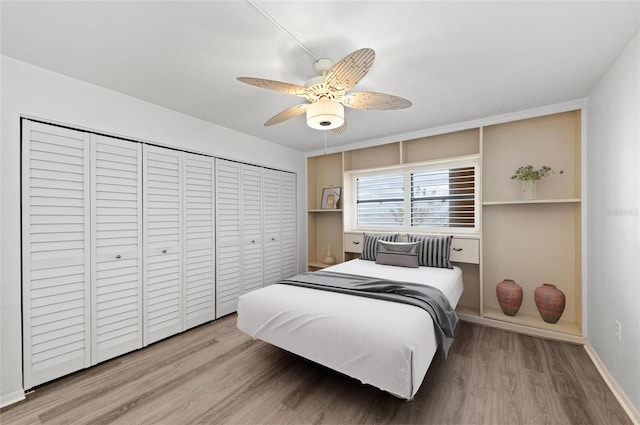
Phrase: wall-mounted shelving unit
[{"left": 306, "top": 109, "right": 583, "bottom": 343}]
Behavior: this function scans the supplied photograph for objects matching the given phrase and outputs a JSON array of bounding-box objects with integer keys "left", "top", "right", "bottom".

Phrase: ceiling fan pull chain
[{"left": 324, "top": 131, "right": 327, "bottom": 156}]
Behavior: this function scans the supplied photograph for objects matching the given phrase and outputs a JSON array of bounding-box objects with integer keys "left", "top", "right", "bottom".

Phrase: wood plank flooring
[{"left": 1, "top": 315, "right": 632, "bottom": 425}]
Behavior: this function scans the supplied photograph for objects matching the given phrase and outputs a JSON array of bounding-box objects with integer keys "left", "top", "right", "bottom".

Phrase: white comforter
[{"left": 236, "top": 259, "right": 463, "bottom": 399}]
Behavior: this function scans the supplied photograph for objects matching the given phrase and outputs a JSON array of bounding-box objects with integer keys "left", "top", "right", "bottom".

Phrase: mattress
[{"left": 236, "top": 259, "right": 463, "bottom": 399}]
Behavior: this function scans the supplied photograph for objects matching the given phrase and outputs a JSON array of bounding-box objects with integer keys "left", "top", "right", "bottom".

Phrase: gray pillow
[
  {"left": 375, "top": 241, "right": 420, "bottom": 268},
  {"left": 408, "top": 235, "right": 454, "bottom": 269}
]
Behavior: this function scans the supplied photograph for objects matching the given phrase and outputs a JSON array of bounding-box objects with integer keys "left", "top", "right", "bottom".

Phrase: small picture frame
[{"left": 321, "top": 186, "right": 341, "bottom": 209}]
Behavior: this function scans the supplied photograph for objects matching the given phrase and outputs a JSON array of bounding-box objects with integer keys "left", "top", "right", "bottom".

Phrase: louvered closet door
[
  {"left": 262, "top": 170, "right": 282, "bottom": 285},
  {"left": 241, "top": 164, "right": 264, "bottom": 293},
  {"left": 143, "top": 145, "right": 183, "bottom": 345},
  {"left": 280, "top": 172, "right": 297, "bottom": 279},
  {"left": 215, "top": 159, "right": 241, "bottom": 317},
  {"left": 183, "top": 153, "right": 215, "bottom": 329},
  {"left": 22, "top": 120, "right": 91, "bottom": 389},
  {"left": 91, "top": 135, "right": 142, "bottom": 363}
]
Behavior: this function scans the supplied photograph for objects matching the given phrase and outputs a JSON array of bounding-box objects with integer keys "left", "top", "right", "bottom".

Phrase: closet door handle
[
  {"left": 115, "top": 254, "right": 121, "bottom": 259},
  {"left": 251, "top": 240, "right": 256, "bottom": 243},
  {"left": 162, "top": 249, "right": 167, "bottom": 254},
  {"left": 271, "top": 237, "right": 275, "bottom": 241}
]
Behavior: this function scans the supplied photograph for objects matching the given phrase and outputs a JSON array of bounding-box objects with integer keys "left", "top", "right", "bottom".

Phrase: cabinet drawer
[
  {"left": 344, "top": 233, "right": 479, "bottom": 264},
  {"left": 344, "top": 233, "right": 364, "bottom": 253},
  {"left": 450, "top": 238, "right": 479, "bottom": 264}
]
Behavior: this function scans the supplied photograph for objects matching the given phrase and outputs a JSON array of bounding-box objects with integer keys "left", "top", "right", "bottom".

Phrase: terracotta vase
[
  {"left": 496, "top": 279, "right": 523, "bottom": 316},
  {"left": 534, "top": 283, "right": 565, "bottom": 323}
]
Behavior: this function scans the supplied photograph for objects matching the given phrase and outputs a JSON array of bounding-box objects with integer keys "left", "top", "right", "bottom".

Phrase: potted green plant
[{"left": 511, "top": 165, "right": 553, "bottom": 199}]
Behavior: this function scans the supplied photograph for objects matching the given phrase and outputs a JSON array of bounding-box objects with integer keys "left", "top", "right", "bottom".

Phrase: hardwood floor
[{"left": 1, "top": 315, "right": 632, "bottom": 425}]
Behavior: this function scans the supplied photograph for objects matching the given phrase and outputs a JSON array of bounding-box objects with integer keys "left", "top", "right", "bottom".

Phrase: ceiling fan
[{"left": 237, "top": 48, "right": 412, "bottom": 134}]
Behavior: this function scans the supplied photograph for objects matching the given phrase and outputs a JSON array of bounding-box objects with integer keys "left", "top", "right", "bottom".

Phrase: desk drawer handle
[
  {"left": 352, "top": 241, "right": 360, "bottom": 245},
  {"left": 162, "top": 249, "right": 167, "bottom": 254},
  {"left": 453, "top": 248, "right": 463, "bottom": 252}
]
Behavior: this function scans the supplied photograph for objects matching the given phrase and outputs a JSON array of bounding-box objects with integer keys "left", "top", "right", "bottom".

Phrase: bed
[{"left": 236, "top": 258, "right": 463, "bottom": 400}]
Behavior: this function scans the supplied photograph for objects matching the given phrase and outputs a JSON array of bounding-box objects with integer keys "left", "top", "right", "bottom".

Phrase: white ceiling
[{"left": 2, "top": 1, "right": 639, "bottom": 153}]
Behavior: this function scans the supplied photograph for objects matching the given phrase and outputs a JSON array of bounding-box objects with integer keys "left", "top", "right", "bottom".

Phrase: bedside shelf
[
  {"left": 308, "top": 209, "right": 343, "bottom": 213},
  {"left": 483, "top": 198, "right": 580, "bottom": 206},
  {"left": 308, "top": 260, "right": 340, "bottom": 271}
]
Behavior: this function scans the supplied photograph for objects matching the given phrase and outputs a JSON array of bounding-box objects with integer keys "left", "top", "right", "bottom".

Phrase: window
[{"left": 350, "top": 158, "right": 478, "bottom": 233}]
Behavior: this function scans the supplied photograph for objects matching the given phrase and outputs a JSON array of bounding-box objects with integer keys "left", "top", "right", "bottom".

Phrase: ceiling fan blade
[
  {"left": 331, "top": 120, "right": 347, "bottom": 135},
  {"left": 324, "top": 48, "right": 375, "bottom": 92},
  {"left": 264, "top": 104, "right": 309, "bottom": 126},
  {"left": 237, "top": 77, "right": 307, "bottom": 97},
  {"left": 342, "top": 92, "right": 412, "bottom": 110}
]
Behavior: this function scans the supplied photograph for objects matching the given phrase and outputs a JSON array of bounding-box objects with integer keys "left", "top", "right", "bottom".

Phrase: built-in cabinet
[
  {"left": 307, "top": 153, "right": 344, "bottom": 270},
  {"left": 480, "top": 111, "right": 582, "bottom": 340},
  {"left": 306, "top": 110, "right": 583, "bottom": 343},
  {"left": 22, "top": 120, "right": 296, "bottom": 389}
]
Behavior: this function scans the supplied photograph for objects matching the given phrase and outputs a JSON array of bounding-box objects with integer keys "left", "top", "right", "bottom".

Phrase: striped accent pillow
[
  {"left": 409, "top": 235, "right": 454, "bottom": 269},
  {"left": 360, "top": 233, "right": 399, "bottom": 261}
]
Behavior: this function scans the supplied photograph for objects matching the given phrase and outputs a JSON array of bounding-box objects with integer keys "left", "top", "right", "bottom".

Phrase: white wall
[
  {"left": 587, "top": 31, "right": 640, "bottom": 412},
  {"left": 0, "top": 56, "right": 307, "bottom": 406}
]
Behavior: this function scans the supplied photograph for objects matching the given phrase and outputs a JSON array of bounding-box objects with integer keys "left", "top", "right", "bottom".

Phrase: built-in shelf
[
  {"left": 455, "top": 305, "right": 481, "bottom": 321},
  {"left": 483, "top": 306, "right": 581, "bottom": 336},
  {"left": 308, "top": 209, "right": 343, "bottom": 213},
  {"left": 483, "top": 198, "right": 580, "bottom": 206},
  {"left": 308, "top": 260, "right": 337, "bottom": 270}
]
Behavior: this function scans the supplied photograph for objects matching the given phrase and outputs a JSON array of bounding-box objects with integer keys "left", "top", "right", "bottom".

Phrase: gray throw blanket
[{"left": 277, "top": 270, "right": 459, "bottom": 360}]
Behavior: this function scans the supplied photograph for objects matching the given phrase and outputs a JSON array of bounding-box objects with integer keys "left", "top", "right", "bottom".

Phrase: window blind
[{"left": 356, "top": 173, "right": 404, "bottom": 227}]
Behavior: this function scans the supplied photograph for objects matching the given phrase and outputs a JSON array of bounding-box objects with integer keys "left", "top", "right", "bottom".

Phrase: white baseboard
[
  {"left": 584, "top": 343, "right": 640, "bottom": 425},
  {"left": 0, "top": 389, "right": 25, "bottom": 409}
]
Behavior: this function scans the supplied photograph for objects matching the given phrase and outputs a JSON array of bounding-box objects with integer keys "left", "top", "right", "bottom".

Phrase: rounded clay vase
[
  {"left": 496, "top": 279, "right": 523, "bottom": 316},
  {"left": 534, "top": 283, "right": 565, "bottom": 324}
]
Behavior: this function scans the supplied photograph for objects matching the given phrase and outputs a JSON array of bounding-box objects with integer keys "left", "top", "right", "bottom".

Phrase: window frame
[{"left": 345, "top": 155, "right": 480, "bottom": 235}]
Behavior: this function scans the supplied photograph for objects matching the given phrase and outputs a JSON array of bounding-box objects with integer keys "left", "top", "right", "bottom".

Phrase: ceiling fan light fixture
[{"left": 306, "top": 99, "right": 344, "bottom": 130}]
